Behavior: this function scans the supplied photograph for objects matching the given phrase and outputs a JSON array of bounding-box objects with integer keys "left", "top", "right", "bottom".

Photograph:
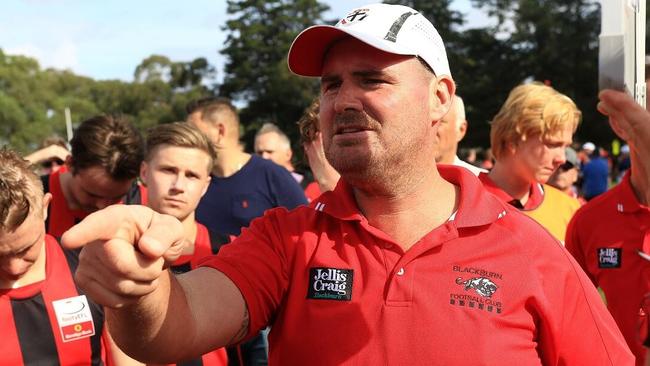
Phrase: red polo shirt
[
  {"left": 566, "top": 172, "right": 650, "bottom": 365},
  {"left": 202, "top": 166, "right": 632, "bottom": 365}
]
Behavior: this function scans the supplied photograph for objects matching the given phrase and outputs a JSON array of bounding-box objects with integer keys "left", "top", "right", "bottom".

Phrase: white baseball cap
[
  {"left": 287, "top": 3, "right": 451, "bottom": 78},
  {"left": 582, "top": 142, "right": 596, "bottom": 152}
]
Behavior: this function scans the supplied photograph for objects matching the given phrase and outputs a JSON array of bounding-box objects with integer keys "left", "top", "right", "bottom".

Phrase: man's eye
[
  {"left": 546, "top": 142, "right": 564, "bottom": 149},
  {"left": 364, "top": 79, "right": 384, "bottom": 85},
  {"left": 322, "top": 81, "right": 341, "bottom": 91}
]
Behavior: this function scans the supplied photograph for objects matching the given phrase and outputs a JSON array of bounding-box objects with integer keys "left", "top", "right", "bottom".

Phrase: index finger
[{"left": 61, "top": 204, "right": 153, "bottom": 250}]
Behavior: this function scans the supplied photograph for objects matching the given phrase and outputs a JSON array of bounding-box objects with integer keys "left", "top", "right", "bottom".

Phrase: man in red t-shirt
[
  {"left": 567, "top": 89, "right": 650, "bottom": 365},
  {"left": 63, "top": 4, "right": 633, "bottom": 365},
  {"left": 138, "top": 122, "right": 228, "bottom": 366}
]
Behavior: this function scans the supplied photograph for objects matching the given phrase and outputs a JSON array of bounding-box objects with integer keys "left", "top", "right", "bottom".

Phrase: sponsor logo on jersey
[
  {"left": 598, "top": 248, "right": 622, "bottom": 268},
  {"left": 449, "top": 265, "right": 503, "bottom": 314},
  {"left": 52, "top": 295, "right": 96, "bottom": 342},
  {"left": 307, "top": 267, "right": 353, "bottom": 301}
]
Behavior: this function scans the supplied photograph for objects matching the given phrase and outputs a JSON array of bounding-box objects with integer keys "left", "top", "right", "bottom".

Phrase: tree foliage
[
  {"left": 470, "top": 0, "right": 605, "bottom": 144},
  {"left": 219, "top": 0, "right": 330, "bottom": 150},
  {"left": 0, "top": 48, "right": 214, "bottom": 154}
]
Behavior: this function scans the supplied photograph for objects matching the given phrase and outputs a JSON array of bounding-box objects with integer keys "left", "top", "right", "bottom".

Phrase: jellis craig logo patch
[
  {"left": 598, "top": 248, "right": 622, "bottom": 268},
  {"left": 307, "top": 267, "right": 353, "bottom": 301}
]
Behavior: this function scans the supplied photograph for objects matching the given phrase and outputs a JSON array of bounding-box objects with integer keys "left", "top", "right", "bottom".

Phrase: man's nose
[{"left": 334, "top": 83, "right": 363, "bottom": 114}]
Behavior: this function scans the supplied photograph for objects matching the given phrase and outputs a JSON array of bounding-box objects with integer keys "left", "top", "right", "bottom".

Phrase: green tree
[
  {"left": 134, "top": 55, "right": 216, "bottom": 92},
  {"left": 472, "top": 0, "right": 605, "bottom": 146},
  {"left": 0, "top": 48, "right": 218, "bottom": 153},
  {"left": 219, "top": 0, "right": 330, "bottom": 150}
]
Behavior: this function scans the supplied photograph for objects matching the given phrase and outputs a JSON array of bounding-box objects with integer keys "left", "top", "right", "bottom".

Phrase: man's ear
[
  {"left": 286, "top": 148, "right": 293, "bottom": 164},
  {"left": 215, "top": 123, "right": 227, "bottom": 146},
  {"left": 457, "top": 120, "right": 468, "bottom": 142},
  {"left": 429, "top": 76, "right": 456, "bottom": 125},
  {"left": 42, "top": 192, "right": 52, "bottom": 221},
  {"left": 139, "top": 161, "right": 149, "bottom": 187},
  {"left": 200, "top": 175, "right": 211, "bottom": 198}
]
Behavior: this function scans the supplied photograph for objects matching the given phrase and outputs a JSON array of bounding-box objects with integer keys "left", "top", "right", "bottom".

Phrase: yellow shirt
[{"left": 524, "top": 184, "right": 581, "bottom": 244}]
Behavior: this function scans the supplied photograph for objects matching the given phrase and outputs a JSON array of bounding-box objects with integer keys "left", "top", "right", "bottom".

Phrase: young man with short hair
[
  {"left": 42, "top": 115, "right": 144, "bottom": 237},
  {"left": 137, "top": 122, "right": 228, "bottom": 365},
  {"left": 0, "top": 148, "right": 136, "bottom": 365}
]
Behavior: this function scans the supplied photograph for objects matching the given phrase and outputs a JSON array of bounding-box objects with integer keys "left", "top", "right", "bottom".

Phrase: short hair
[
  {"left": 298, "top": 98, "right": 320, "bottom": 144},
  {"left": 255, "top": 123, "right": 291, "bottom": 151},
  {"left": 145, "top": 122, "right": 216, "bottom": 172},
  {"left": 69, "top": 115, "right": 144, "bottom": 181},
  {"left": 490, "top": 83, "right": 582, "bottom": 160},
  {"left": 0, "top": 148, "right": 44, "bottom": 232},
  {"left": 186, "top": 96, "right": 239, "bottom": 126},
  {"left": 39, "top": 135, "right": 68, "bottom": 150}
]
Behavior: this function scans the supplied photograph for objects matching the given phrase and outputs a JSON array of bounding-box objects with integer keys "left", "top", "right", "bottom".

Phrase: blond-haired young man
[{"left": 480, "top": 83, "right": 582, "bottom": 242}]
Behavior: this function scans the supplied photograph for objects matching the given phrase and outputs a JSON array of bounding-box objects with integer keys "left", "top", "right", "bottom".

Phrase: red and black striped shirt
[{"left": 0, "top": 235, "right": 106, "bottom": 365}]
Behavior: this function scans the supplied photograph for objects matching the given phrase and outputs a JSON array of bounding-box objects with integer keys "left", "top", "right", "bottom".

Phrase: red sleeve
[
  {"left": 198, "top": 208, "right": 294, "bottom": 341},
  {"left": 532, "top": 241, "right": 633, "bottom": 365}
]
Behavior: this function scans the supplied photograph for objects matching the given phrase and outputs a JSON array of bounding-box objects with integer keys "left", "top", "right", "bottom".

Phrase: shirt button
[{"left": 396, "top": 267, "right": 405, "bottom": 276}]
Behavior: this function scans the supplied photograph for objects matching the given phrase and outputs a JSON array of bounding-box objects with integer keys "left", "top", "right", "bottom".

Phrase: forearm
[
  {"left": 106, "top": 270, "right": 196, "bottom": 363},
  {"left": 106, "top": 267, "right": 248, "bottom": 364}
]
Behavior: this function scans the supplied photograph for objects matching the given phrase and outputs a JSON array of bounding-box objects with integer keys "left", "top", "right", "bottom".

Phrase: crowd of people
[{"left": 1, "top": 3, "right": 649, "bottom": 365}]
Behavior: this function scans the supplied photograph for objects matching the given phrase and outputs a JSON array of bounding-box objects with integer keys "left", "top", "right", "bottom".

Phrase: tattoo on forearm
[{"left": 228, "top": 306, "right": 249, "bottom": 345}]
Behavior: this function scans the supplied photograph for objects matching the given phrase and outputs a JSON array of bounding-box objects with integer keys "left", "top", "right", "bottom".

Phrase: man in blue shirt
[
  {"left": 187, "top": 97, "right": 308, "bottom": 237},
  {"left": 581, "top": 144, "right": 610, "bottom": 201}
]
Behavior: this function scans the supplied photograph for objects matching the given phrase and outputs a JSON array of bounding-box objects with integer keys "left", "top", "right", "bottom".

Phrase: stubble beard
[{"left": 325, "top": 123, "right": 423, "bottom": 195}]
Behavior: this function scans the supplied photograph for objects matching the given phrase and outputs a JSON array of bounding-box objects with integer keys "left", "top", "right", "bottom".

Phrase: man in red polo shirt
[
  {"left": 479, "top": 83, "right": 582, "bottom": 243},
  {"left": 63, "top": 4, "right": 633, "bottom": 365},
  {"left": 566, "top": 89, "right": 650, "bottom": 365}
]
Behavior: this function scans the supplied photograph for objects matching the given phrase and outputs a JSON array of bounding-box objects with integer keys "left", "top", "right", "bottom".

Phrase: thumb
[{"left": 136, "top": 213, "right": 186, "bottom": 261}]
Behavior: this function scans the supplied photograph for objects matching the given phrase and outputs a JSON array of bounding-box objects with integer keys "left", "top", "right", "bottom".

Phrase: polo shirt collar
[
  {"left": 478, "top": 172, "right": 544, "bottom": 210},
  {"left": 616, "top": 171, "right": 648, "bottom": 213},
  {"left": 313, "top": 165, "right": 508, "bottom": 228}
]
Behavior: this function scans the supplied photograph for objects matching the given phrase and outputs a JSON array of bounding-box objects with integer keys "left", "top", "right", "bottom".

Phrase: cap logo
[
  {"left": 384, "top": 12, "right": 416, "bottom": 42},
  {"left": 340, "top": 8, "right": 368, "bottom": 24}
]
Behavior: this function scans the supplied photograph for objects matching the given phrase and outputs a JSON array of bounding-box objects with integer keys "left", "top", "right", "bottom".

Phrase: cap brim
[
  {"left": 288, "top": 25, "right": 350, "bottom": 77},
  {"left": 288, "top": 24, "right": 417, "bottom": 77}
]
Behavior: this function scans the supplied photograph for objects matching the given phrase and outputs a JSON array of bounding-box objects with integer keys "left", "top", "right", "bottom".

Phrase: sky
[{"left": 0, "top": 0, "right": 492, "bottom": 82}]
